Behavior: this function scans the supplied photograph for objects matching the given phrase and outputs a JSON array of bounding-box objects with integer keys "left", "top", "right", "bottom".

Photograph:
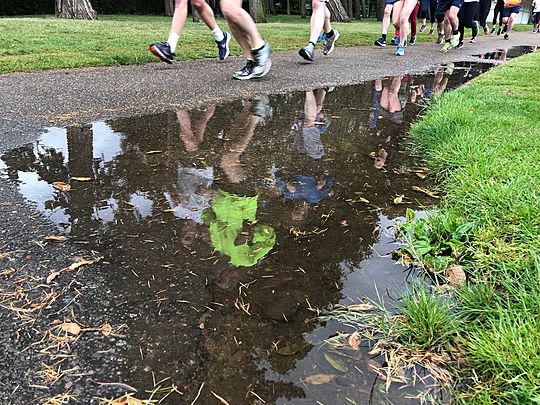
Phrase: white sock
[
  {"left": 167, "top": 32, "right": 180, "bottom": 53},
  {"left": 212, "top": 27, "right": 225, "bottom": 42}
]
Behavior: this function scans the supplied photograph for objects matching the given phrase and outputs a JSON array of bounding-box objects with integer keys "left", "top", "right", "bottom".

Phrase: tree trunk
[
  {"left": 346, "top": 0, "right": 354, "bottom": 20},
  {"left": 328, "top": 0, "right": 350, "bottom": 22},
  {"left": 354, "top": 0, "right": 362, "bottom": 18},
  {"left": 249, "top": 0, "right": 267, "bottom": 22},
  {"left": 192, "top": 8, "right": 200, "bottom": 22},
  {"left": 263, "top": 0, "right": 276, "bottom": 15},
  {"left": 286, "top": 0, "right": 291, "bottom": 15},
  {"left": 376, "top": 0, "right": 385, "bottom": 20},
  {"left": 55, "top": 0, "right": 97, "bottom": 20},
  {"left": 300, "top": 0, "right": 307, "bottom": 18},
  {"left": 164, "top": 0, "right": 174, "bottom": 16}
]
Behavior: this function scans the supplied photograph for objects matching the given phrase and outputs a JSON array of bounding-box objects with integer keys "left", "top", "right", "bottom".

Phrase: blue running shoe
[
  {"left": 396, "top": 45, "right": 405, "bottom": 56},
  {"left": 317, "top": 32, "right": 327, "bottom": 42},
  {"left": 391, "top": 36, "right": 399, "bottom": 45},
  {"left": 216, "top": 31, "right": 231, "bottom": 60},
  {"left": 149, "top": 42, "right": 174, "bottom": 64}
]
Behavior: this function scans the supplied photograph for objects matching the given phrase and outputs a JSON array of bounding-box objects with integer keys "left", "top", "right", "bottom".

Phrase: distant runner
[
  {"left": 299, "top": 0, "right": 340, "bottom": 61},
  {"left": 501, "top": 0, "right": 522, "bottom": 39},
  {"left": 437, "top": 0, "right": 463, "bottom": 52}
]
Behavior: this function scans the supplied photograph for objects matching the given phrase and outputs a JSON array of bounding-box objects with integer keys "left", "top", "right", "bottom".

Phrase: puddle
[
  {"left": 0, "top": 63, "right": 490, "bottom": 404},
  {"left": 474, "top": 44, "right": 538, "bottom": 61}
]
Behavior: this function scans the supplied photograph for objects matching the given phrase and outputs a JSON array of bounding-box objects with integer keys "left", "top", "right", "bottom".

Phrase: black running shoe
[
  {"left": 455, "top": 41, "right": 464, "bottom": 49},
  {"left": 504, "top": 33, "right": 509, "bottom": 40},
  {"left": 216, "top": 31, "right": 231, "bottom": 60},
  {"left": 232, "top": 60, "right": 256, "bottom": 80},
  {"left": 299, "top": 45, "right": 315, "bottom": 61},
  {"left": 149, "top": 42, "right": 175, "bottom": 64},
  {"left": 374, "top": 36, "right": 387, "bottom": 47}
]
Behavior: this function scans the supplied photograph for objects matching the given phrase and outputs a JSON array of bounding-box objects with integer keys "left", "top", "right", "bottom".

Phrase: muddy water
[
  {"left": 474, "top": 44, "right": 538, "bottom": 61},
  {"left": 1, "top": 63, "right": 489, "bottom": 404}
]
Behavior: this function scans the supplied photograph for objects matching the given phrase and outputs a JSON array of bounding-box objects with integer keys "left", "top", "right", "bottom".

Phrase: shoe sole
[
  {"left": 323, "top": 31, "right": 340, "bottom": 55},
  {"left": 374, "top": 41, "right": 387, "bottom": 47},
  {"left": 232, "top": 60, "right": 272, "bottom": 80},
  {"left": 219, "top": 33, "right": 231, "bottom": 61},
  {"left": 149, "top": 45, "right": 173, "bottom": 64},
  {"left": 299, "top": 48, "right": 314, "bottom": 62}
]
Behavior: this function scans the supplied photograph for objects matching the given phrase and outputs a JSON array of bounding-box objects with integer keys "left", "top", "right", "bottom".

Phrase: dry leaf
[
  {"left": 358, "top": 197, "right": 370, "bottom": 204},
  {"left": 416, "top": 172, "right": 427, "bottom": 180},
  {"left": 393, "top": 195, "right": 404, "bottom": 204},
  {"left": 401, "top": 251, "right": 412, "bottom": 266},
  {"left": 304, "top": 374, "right": 336, "bottom": 385},
  {"left": 211, "top": 391, "right": 230, "bottom": 405},
  {"left": 348, "top": 332, "right": 361, "bottom": 350},
  {"left": 46, "top": 271, "right": 61, "bottom": 284},
  {"left": 446, "top": 264, "right": 466, "bottom": 287},
  {"left": 347, "top": 303, "right": 374, "bottom": 311},
  {"left": 61, "top": 322, "right": 81, "bottom": 335},
  {"left": 68, "top": 258, "right": 94, "bottom": 272},
  {"left": 111, "top": 395, "right": 144, "bottom": 405},
  {"left": 52, "top": 182, "right": 71, "bottom": 192},
  {"left": 412, "top": 186, "right": 439, "bottom": 199},
  {"left": 100, "top": 323, "right": 113, "bottom": 336},
  {"left": 45, "top": 235, "right": 67, "bottom": 241},
  {"left": 71, "top": 177, "right": 93, "bottom": 181},
  {"left": 323, "top": 352, "right": 347, "bottom": 372},
  {"left": 145, "top": 150, "right": 163, "bottom": 154}
]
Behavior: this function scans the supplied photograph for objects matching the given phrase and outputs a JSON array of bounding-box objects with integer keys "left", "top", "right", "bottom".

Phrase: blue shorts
[
  {"left": 385, "top": 0, "right": 400, "bottom": 5},
  {"left": 502, "top": 5, "right": 521, "bottom": 16},
  {"left": 437, "top": 0, "right": 463, "bottom": 13},
  {"left": 534, "top": 11, "right": 540, "bottom": 23}
]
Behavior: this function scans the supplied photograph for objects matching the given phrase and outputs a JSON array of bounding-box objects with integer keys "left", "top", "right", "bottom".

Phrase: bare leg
[
  {"left": 191, "top": 0, "right": 218, "bottom": 30},
  {"left": 309, "top": 0, "right": 329, "bottom": 43},
  {"left": 221, "top": 0, "right": 264, "bottom": 50},
  {"left": 398, "top": 0, "right": 418, "bottom": 46}
]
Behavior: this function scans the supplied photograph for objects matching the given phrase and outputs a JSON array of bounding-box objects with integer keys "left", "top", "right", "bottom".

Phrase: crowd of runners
[{"left": 148, "top": 0, "right": 538, "bottom": 80}]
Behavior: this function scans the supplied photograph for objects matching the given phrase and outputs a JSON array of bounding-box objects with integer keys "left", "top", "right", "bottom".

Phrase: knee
[
  {"left": 190, "top": 0, "right": 206, "bottom": 10},
  {"left": 220, "top": 0, "right": 235, "bottom": 18},
  {"left": 384, "top": 7, "right": 392, "bottom": 17}
]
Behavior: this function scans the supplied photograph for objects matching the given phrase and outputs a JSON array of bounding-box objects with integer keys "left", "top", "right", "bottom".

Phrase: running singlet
[{"left": 504, "top": 0, "right": 521, "bottom": 7}]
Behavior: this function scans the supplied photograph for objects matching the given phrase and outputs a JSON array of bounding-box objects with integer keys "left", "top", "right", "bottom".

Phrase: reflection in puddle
[
  {"left": 1, "top": 63, "right": 490, "bottom": 404},
  {"left": 474, "top": 44, "right": 538, "bottom": 61}
]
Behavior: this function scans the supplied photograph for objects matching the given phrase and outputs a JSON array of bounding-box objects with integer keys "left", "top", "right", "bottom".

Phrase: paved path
[{"left": 1, "top": 31, "right": 539, "bottom": 152}]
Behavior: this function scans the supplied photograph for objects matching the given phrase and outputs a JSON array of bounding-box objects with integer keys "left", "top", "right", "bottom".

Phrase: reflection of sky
[
  {"left": 92, "top": 122, "right": 123, "bottom": 162},
  {"left": 17, "top": 170, "right": 70, "bottom": 225},
  {"left": 39, "top": 127, "right": 69, "bottom": 164},
  {"left": 92, "top": 197, "right": 119, "bottom": 223},
  {"left": 130, "top": 192, "right": 154, "bottom": 220}
]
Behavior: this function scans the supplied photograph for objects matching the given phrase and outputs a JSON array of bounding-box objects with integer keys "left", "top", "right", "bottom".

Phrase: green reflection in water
[{"left": 202, "top": 190, "right": 276, "bottom": 267}]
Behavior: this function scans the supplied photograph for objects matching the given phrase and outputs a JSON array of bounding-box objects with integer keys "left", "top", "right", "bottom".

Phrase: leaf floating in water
[
  {"left": 348, "top": 331, "right": 361, "bottom": 350},
  {"left": 304, "top": 374, "right": 336, "bottom": 385},
  {"left": 110, "top": 395, "right": 144, "bottom": 405},
  {"left": 446, "top": 264, "right": 466, "bottom": 287},
  {"left": 276, "top": 341, "right": 304, "bottom": 356},
  {"left": 347, "top": 303, "right": 374, "bottom": 311},
  {"left": 71, "top": 177, "right": 93, "bottom": 181},
  {"left": 324, "top": 352, "right": 348, "bottom": 372},
  {"left": 52, "top": 182, "right": 71, "bottom": 192},
  {"left": 393, "top": 195, "right": 404, "bottom": 204},
  {"left": 412, "top": 186, "right": 439, "bottom": 199}
]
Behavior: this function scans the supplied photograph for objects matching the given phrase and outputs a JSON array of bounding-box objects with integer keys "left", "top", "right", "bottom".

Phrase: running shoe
[
  {"left": 504, "top": 33, "right": 509, "bottom": 40},
  {"left": 374, "top": 36, "right": 387, "bottom": 47},
  {"left": 409, "top": 35, "right": 416, "bottom": 45},
  {"left": 317, "top": 32, "right": 326, "bottom": 42},
  {"left": 251, "top": 42, "right": 271, "bottom": 78},
  {"left": 429, "top": 27, "right": 435, "bottom": 35},
  {"left": 497, "top": 27, "right": 502, "bottom": 35},
  {"left": 450, "top": 33, "right": 460, "bottom": 48},
  {"left": 396, "top": 45, "right": 405, "bottom": 56},
  {"left": 299, "top": 45, "right": 315, "bottom": 61},
  {"left": 440, "top": 41, "right": 452, "bottom": 52},
  {"left": 323, "top": 30, "right": 340, "bottom": 55},
  {"left": 436, "top": 33, "right": 444, "bottom": 44},
  {"left": 470, "top": 37, "right": 477, "bottom": 43},
  {"left": 502, "top": 24, "right": 508, "bottom": 33},
  {"left": 216, "top": 31, "right": 231, "bottom": 60},
  {"left": 455, "top": 41, "right": 464, "bottom": 49},
  {"left": 149, "top": 42, "right": 175, "bottom": 64},
  {"left": 420, "top": 24, "right": 427, "bottom": 32},
  {"left": 391, "top": 36, "right": 399, "bottom": 45},
  {"left": 232, "top": 59, "right": 256, "bottom": 80}
]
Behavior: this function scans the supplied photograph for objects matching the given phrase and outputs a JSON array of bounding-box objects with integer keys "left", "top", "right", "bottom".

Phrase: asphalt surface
[{"left": 0, "top": 32, "right": 539, "bottom": 403}]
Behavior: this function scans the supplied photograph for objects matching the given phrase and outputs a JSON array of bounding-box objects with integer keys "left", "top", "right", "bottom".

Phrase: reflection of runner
[
  {"left": 298, "top": 0, "right": 340, "bottom": 61},
  {"left": 278, "top": 175, "right": 334, "bottom": 221},
  {"left": 177, "top": 106, "right": 215, "bottom": 154},
  {"left": 149, "top": 0, "right": 230, "bottom": 63},
  {"left": 369, "top": 76, "right": 407, "bottom": 128},
  {"left": 293, "top": 89, "right": 330, "bottom": 160}
]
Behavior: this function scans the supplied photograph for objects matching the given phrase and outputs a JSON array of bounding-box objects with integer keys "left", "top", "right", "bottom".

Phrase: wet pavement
[{"left": 1, "top": 61, "right": 491, "bottom": 403}]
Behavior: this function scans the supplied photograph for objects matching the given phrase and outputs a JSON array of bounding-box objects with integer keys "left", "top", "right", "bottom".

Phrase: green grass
[
  {"left": 405, "top": 51, "right": 540, "bottom": 403},
  {"left": 0, "top": 14, "right": 531, "bottom": 74}
]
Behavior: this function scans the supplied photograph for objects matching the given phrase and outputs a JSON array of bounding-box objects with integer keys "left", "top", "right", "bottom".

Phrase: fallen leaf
[
  {"left": 100, "top": 323, "right": 113, "bottom": 336},
  {"left": 145, "top": 150, "right": 163, "bottom": 154},
  {"left": 347, "top": 303, "right": 374, "bottom": 311},
  {"left": 340, "top": 220, "right": 349, "bottom": 227},
  {"left": 358, "top": 197, "right": 370, "bottom": 204},
  {"left": 67, "top": 258, "right": 95, "bottom": 272},
  {"left": 52, "top": 182, "right": 71, "bottom": 192},
  {"left": 348, "top": 331, "right": 361, "bottom": 350},
  {"left": 45, "top": 235, "right": 68, "bottom": 241},
  {"left": 324, "top": 352, "right": 348, "bottom": 372},
  {"left": 211, "top": 391, "right": 230, "bottom": 405},
  {"left": 111, "top": 395, "right": 144, "bottom": 405},
  {"left": 393, "top": 195, "right": 404, "bottom": 204},
  {"left": 446, "top": 264, "right": 466, "bottom": 287},
  {"left": 304, "top": 374, "right": 336, "bottom": 385},
  {"left": 401, "top": 251, "right": 412, "bottom": 266},
  {"left": 61, "top": 322, "right": 81, "bottom": 335},
  {"left": 71, "top": 177, "right": 93, "bottom": 181},
  {"left": 46, "top": 271, "right": 61, "bottom": 284},
  {"left": 416, "top": 172, "right": 427, "bottom": 180},
  {"left": 412, "top": 186, "right": 439, "bottom": 199}
]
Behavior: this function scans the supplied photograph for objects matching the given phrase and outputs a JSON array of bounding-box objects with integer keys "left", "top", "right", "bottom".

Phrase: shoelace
[{"left": 240, "top": 60, "right": 255, "bottom": 74}]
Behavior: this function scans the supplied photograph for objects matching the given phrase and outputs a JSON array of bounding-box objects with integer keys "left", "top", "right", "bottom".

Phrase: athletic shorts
[
  {"left": 385, "top": 0, "right": 400, "bottom": 5},
  {"left": 502, "top": 5, "right": 521, "bottom": 16},
  {"left": 534, "top": 11, "right": 540, "bottom": 23},
  {"left": 437, "top": 0, "right": 463, "bottom": 13}
]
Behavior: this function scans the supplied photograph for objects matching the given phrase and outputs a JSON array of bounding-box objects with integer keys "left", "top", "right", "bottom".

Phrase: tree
[
  {"left": 328, "top": 0, "right": 350, "bottom": 22},
  {"left": 249, "top": 0, "right": 267, "bottom": 23},
  {"left": 300, "top": 0, "right": 307, "bottom": 18},
  {"left": 164, "top": 0, "right": 175, "bottom": 16},
  {"left": 55, "top": 0, "right": 97, "bottom": 20}
]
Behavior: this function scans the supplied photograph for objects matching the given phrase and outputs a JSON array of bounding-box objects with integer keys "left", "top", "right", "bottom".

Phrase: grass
[
  {"left": 402, "top": 50, "right": 540, "bottom": 403},
  {"left": 0, "top": 14, "right": 531, "bottom": 73}
]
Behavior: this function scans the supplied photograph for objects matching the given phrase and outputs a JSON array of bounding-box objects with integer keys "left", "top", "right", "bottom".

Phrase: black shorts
[{"left": 437, "top": 0, "right": 463, "bottom": 14}]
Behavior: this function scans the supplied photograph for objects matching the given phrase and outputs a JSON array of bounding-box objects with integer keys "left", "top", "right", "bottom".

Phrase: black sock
[
  {"left": 309, "top": 41, "right": 316, "bottom": 46},
  {"left": 325, "top": 29, "right": 334, "bottom": 38},
  {"left": 446, "top": 38, "right": 451, "bottom": 42},
  {"left": 252, "top": 43, "right": 265, "bottom": 52},
  {"left": 452, "top": 30, "right": 459, "bottom": 35},
  {"left": 382, "top": 34, "right": 387, "bottom": 40}
]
